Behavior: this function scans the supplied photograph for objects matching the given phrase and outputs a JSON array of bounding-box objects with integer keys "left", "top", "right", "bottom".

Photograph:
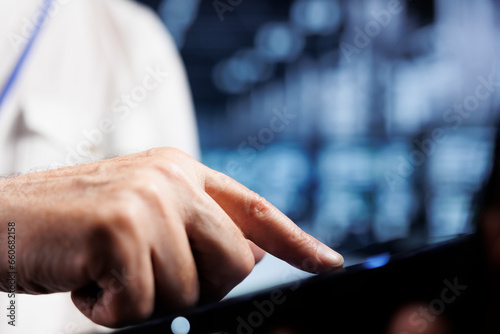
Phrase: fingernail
[{"left": 317, "top": 243, "right": 344, "bottom": 268}]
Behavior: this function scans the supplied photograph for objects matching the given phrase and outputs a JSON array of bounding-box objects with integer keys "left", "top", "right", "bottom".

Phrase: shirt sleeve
[{"left": 96, "top": 0, "right": 201, "bottom": 161}]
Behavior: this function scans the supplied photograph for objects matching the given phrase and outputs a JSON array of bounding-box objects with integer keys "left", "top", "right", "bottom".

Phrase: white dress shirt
[{"left": 0, "top": 0, "right": 200, "bottom": 332}]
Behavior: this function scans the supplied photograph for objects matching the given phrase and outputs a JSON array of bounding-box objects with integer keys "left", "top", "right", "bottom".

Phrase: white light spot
[{"left": 171, "top": 316, "right": 190, "bottom": 334}]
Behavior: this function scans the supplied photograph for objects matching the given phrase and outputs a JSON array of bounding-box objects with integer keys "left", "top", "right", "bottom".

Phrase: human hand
[{"left": 0, "top": 148, "right": 343, "bottom": 327}]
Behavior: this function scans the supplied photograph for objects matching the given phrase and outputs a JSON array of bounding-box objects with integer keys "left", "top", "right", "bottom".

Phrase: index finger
[{"left": 201, "top": 168, "right": 344, "bottom": 273}]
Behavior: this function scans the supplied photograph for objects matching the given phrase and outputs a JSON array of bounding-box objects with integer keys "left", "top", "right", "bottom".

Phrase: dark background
[{"left": 133, "top": 0, "right": 500, "bottom": 253}]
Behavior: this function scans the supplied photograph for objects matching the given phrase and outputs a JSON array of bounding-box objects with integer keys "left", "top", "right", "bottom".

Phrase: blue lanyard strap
[{"left": 0, "top": 0, "right": 53, "bottom": 112}]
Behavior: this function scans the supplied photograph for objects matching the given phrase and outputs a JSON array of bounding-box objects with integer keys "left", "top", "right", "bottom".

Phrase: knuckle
[
  {"left": 145, "top": 147, "right": 187, "bottom": 161},
  {"left": 141, "top": 155, "right": 190, "bottom": 184},
  {"left": 112, "top": 168, "right": 169, "bottom": 222},
  {"left": 144, "top": 146, "right": 174, "bottom": 157},
  {"left": 143, "top": 148, "right": 195, "bottom": 182},
  {"left": 110, "top": 197, "right": 141, "bottom": 231},
  {"left": 128, "top": 171, "right": 164, "bottom": 205},
  {"left": 90, "top": 197, "right": 143, "bottom": 250},
  {"left": 246, "top": 192, "right": 274, "bottom": 218},
  {"left": 155, "top": 162, "right": 201, "bottom": 200},
  {"left": 158, "top": 160, "right": 188, "bottom": 181}
]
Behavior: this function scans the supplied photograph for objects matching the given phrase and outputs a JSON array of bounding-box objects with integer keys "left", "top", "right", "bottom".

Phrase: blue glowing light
[
  {"left": 255, "top": 23, "right": 304, "bottom": 62},
  {"left": 291, "top": 0, "right": 342, "bottom": 35},
  {"left": 363, "top": 253, "right": 391, "bottom": 269}
]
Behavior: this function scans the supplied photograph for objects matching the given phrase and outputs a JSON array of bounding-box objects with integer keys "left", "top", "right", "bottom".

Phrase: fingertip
[{"left": 316, "top": 243, "right": 344, "bottom": 271}]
